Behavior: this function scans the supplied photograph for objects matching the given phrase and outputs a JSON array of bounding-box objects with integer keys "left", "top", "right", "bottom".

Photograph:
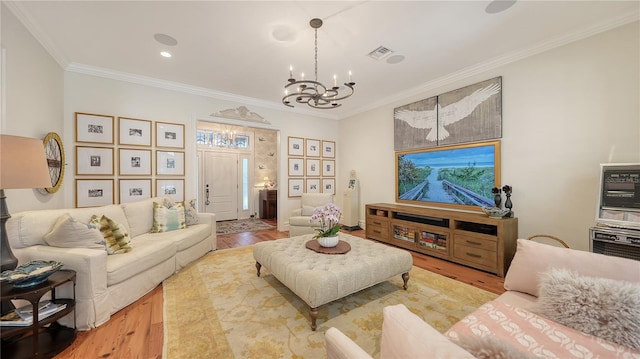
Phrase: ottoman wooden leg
[
  {"left": 309, "top": 307, "right": 318, "bottom": 331},
  {"left": 402, "top": 272, "right": 410, "bottom": 290},
  {"left": 256, "top": 262, "right": 262, "bottom": 277}
]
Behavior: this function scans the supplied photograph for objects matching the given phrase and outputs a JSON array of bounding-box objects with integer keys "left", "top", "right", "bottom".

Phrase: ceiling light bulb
[{"left": 160, "top": 51, "right": 172, "bottom": 58}]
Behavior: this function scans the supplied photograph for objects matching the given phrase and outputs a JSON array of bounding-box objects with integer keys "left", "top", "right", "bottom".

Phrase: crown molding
[
  {"left": 4, "top": 1, "right": 69, "bottom": 69},
  {"left": 66, "top": 63, "right": 339, "bottom": 121},
  {"left": 340, "top": 12, "right": 640, "bottom": 120}
]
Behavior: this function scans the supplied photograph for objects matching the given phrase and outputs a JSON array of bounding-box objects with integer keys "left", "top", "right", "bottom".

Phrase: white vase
[{"left": 317, "top": 235, "right": 339, "bottom": 248}]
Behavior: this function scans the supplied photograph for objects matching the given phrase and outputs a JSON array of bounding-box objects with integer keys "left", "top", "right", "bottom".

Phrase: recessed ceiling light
[
  {"left": 160, "top": 51, "right": 172, "bottom": 58},
  {"left": 485, "top": 0, "right": 517, "bottom": 14},
  {"left": 154, "top": 33, "right": 178, "bottom": 46}
]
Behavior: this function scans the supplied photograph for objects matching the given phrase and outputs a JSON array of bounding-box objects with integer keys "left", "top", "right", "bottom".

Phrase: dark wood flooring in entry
[{"left": 54, "top": 219, "right": 505, "bottom": 359}]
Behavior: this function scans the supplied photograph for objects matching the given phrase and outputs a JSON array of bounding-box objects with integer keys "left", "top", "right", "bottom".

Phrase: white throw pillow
[
  {"left": 43, "top": 213, "right": 105, "bottom": 249},
  {"left": 534, "top": 268, "right": 640, "bottom": 350}
]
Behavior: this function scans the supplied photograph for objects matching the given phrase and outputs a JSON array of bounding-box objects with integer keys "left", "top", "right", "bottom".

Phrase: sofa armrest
[
  {"left": 381, "top": 304, "right": 475, "bottom": 359},
  {"left": 325, "top": 327, "right": 373, "bottom": 359},
  {"left": 197, "top": 212, "right": 216, "bottom": 228},
  {"left": 13, "top": 245, "right": 108, "bottom": 302}
]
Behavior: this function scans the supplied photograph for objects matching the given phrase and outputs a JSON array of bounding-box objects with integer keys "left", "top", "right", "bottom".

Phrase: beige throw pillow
[
  {"left": 150, "top": 201, "right": 186, "bottom": 233},
  {"left": 43, "top": 213, "right": 105, "bottom": 249},
  {"left": 89, "top": 215, "right": 133, "bottom": 254}
]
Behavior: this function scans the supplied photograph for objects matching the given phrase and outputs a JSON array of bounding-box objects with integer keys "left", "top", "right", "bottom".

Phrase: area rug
[
  {"left": 216, "top": 218, "right": 275, "bottom": 234},
  {"left": 163, "top": 245, "right": 497, "bottom": 359}
]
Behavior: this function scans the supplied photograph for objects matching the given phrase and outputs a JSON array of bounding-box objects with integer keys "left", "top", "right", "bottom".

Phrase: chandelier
[{"left": 282, "top": 18, "right": 355, "bottom": 109}]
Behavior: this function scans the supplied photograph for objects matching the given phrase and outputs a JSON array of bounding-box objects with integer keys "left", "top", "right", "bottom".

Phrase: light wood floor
[{"left": 54, "top": 219, "right": 505, "bottom": 359}]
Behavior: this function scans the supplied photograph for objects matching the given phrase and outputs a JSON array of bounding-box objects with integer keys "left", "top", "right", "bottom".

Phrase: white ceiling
[{"left": 7, "top": 1, "right": 639, "bottom": 120}]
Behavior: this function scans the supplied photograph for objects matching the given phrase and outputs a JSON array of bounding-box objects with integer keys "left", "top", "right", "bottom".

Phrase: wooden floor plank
[{"left": 54, "top": 218, "right": 505, "bottom": 358}]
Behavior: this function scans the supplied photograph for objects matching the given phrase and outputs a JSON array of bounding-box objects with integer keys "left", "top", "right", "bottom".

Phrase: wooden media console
[{"left": 365, "top": 203, "right": 518, "bottom": 277}]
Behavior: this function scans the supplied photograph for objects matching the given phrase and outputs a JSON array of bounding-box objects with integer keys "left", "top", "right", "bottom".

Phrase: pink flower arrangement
[{"left": 310, "top": 203, "right": 342, "bottom": 239}]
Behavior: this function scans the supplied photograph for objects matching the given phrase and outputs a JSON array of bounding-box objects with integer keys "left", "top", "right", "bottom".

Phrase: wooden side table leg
[
  {"left": 255, "top": 262, "right": 262, "bottom": 277},
  {"left": 402, "top": 272, "right": 410, "bottom": 290},
  {"left": 309, "top": 307, "right": 318, "bottom": 331}
]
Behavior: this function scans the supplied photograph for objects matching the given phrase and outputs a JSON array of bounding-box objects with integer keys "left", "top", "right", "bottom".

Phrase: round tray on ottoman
[{"left": 305, "top": 240, "right": 351, "bottom": 254}]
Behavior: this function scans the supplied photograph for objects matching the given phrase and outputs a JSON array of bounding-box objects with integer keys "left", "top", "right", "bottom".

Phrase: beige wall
[
  {"left": 1, "top": 4, "right": 65, "bottom": 212},
  {"left": 338, "top": 21, "right": 640, "bottom": 250}
]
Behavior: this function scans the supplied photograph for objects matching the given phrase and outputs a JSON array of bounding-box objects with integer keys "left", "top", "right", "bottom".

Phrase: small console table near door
[
  {"left": 1, "top": 270, "right": 77, "bottom": 359},
  {"left": 259, "top": 189, "right": 277, "bottom": 219},
  {"left": 366, "top": 203, "right": 518, "bottom": 277}
]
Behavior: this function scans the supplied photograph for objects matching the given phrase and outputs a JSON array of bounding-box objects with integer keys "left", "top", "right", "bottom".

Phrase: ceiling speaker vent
[{"left": 367, "top": 46, "right": 394, "bottom": 60}]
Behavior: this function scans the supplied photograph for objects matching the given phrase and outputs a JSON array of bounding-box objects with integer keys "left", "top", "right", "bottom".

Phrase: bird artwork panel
[{"left": 393, "top": 77, "right": 502, "bottom": 150}]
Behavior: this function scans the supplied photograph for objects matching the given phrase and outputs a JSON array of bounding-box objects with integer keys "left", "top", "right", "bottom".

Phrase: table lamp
[{"left": 0, "top": 134, "right": 52, "bottom": 304}]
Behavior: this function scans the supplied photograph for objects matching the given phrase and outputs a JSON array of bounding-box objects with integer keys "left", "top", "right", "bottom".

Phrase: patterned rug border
[{"left": 215, "top": 218, "right": 275, "bottom": 235}]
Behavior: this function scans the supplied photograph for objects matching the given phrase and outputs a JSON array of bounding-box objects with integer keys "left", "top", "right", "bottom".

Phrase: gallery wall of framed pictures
[
  {"left": 287, "top": 136, "right": 336, "bottom": 197},
  {"left": 74, "top": 112, "right": 186, "bottom": 207}
]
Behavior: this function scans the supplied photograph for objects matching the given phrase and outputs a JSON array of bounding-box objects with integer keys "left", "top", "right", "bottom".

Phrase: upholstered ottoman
[{"left": 253, "top": 233, "right": 413, "bottom": 330}]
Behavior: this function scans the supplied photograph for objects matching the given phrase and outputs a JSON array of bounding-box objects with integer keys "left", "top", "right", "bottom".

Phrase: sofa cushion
[
  {"left": 301, "top": 205, "right": 317, "bottom": 216},
  {"left": 138, "top": 223, "right": 211, "bottom": 252},
  {"left": 534, "top": 268, "right": 640, "bottom": 350},
  {"left": 43, "top": 213, "right": 105, "bottom": 250},
  {"left": 105, "top": 236, "right": 175, "bottom": 286},
  {"left": 121, "top": 197, "right": 156, "bottom": 238},
  {"left": 151, "top": 201, "right": 186, "bottom": 233},
  {"left": 503, "top": 239, "right": 640, "bottom": 297},
  {"left": 289, "top": 216, "right": 321, "bottom": 227},
  {"left": 89, "top": 215, "right": 133, "bottom": 254}
]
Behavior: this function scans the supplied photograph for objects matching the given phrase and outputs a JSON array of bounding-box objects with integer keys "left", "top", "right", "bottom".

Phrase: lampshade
[{"left": 0, "top": 134, "right": 52, "bottom": 189}]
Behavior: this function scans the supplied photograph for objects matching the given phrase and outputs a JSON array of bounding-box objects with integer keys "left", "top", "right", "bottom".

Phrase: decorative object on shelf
[
  {"left": 42, "top": 132, "right": 66, "bottom": 193},
  {"left": 282, "top": 18, "right": 355, "bottom": 109},
  {"left": 481, "top": 206, "right": 511, "bottom": 219},
  {"left": 0, "top": 260, "right": 63, "bottom": 288},
  {"left": 311, "top": 203, "right": 342, "bottom": 247},
  {"left": 503, "top": 185, "right": 513, "bottom": 217},
  {"left": 0, "top": 135, "right": 52, "bottom": 313},
  {"left": 492, "top": 186, "right": 502, "bottom": 208}
]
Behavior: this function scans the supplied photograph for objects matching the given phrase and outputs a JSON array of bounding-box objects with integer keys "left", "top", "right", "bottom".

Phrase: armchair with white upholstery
[{"left": 288, "top": 193, "right": 333, "bottom": 237}]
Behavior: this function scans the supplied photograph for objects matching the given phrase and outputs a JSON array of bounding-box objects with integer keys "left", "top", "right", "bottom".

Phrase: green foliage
[
  {"left": 398, "top": 155, "right": 432, "bottom": 194},
  {"left": 438, "top": 162, "right": 494, "bottom": 198}
]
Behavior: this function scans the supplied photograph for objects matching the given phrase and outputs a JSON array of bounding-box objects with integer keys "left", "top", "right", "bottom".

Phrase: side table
[{"left": 1, "top": 269, "right": 77, "bottom": 359}]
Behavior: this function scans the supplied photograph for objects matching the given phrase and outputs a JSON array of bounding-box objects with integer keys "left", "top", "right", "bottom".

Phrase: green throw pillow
[
  {"left": 89, "top": 215, "right": 133, "bottom": 254},
  {"left": 150, "top": 201, "right": 186, "bottom": 233}
]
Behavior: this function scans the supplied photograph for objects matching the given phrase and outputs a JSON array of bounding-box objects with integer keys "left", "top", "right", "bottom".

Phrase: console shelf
[{"left": 366, "top": 203, "right": 518, "bottom": 276}]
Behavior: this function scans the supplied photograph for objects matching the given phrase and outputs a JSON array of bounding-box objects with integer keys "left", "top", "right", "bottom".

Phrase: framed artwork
[
  {"left": 156, "top": 122, "right": 185, "bottom": 148},
  {"left": 75, "top": 112, "right": 114, "bottom": 144},
  {"left": 75, "top": 146, "right": 114, "bottom": 175},
  {"left": 119, "top": 148, "right": 152, "bottom": 176},
  {"left": 305, "top": 138, "right": 320, "bottom": 157},
  {"left": 322, "top": 160, "right": 335, "bottom": 177},
  {"left": 288, "top": 157, "right": 304, "bottom": 177},
  {"left": 288, "top": 136, "right": 304, "bottom": 156},
  {"left": 118, "top": 117, "right": 152, "bottom": 146},
  {"left": 156, "top": 150, "right": 185, "bottom": 176},
  {"left": 306, "top": 178, "right": 321, "bottom": 193},
  {"left": 396, "top": 140, "right": 500, "bottom": 210},
  {"left": 156, "top": 179, "right": 185, "bottom": 202},
  {"left": 76, "top": 179, "right": 114, "bottom": 208},
  {"left": 306, "top": 158, "right": 320, "bottom": 177},
  {"left": 119, "top": 179, "right": 151, "bottom": 204},
  {"left": 288, "top": 178, "right": 304, "bottom": 197},
  {"left": 322, "top": 178, "right": 336, "bottom": 195},
  {"left": 322, "top": 140, "right": 335, "bottom": 158}
]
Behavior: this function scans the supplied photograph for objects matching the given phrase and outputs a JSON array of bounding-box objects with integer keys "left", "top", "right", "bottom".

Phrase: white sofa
[
  {"left": 288, "top": 193, "right": 333, "bottom": 237},
  {"left": 6, "top": 197, "right": 216, "bottom": 330},
  {"left": 326, "top": 238, "right": 640, "bottom": 358}
]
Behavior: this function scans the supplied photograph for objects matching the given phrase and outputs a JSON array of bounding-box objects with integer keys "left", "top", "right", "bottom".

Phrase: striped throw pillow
[{"left": 89, "top": 215, "right": 132, "bottom": 255}]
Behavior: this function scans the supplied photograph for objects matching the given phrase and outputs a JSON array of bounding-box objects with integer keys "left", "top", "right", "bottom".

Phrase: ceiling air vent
[{"left": 367, "top": 46, "right": 394, "bottom": 61}]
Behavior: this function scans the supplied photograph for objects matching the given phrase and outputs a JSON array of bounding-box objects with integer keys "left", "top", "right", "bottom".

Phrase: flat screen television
[
  {"left": 596, "top": 163, "right": 640, "bottom": 230},
  {"left": 396, "top": 140, "right": 500, "bottom": 211}
]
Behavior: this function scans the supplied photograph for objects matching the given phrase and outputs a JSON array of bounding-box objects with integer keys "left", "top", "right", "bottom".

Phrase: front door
[{"left": 203, "top": 152, "right": 238, "bottom": 221}]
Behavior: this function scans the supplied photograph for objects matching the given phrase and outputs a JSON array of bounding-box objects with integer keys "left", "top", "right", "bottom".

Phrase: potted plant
[{"left": 310, "top": 203, "right": 342, "bottom": 247}]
